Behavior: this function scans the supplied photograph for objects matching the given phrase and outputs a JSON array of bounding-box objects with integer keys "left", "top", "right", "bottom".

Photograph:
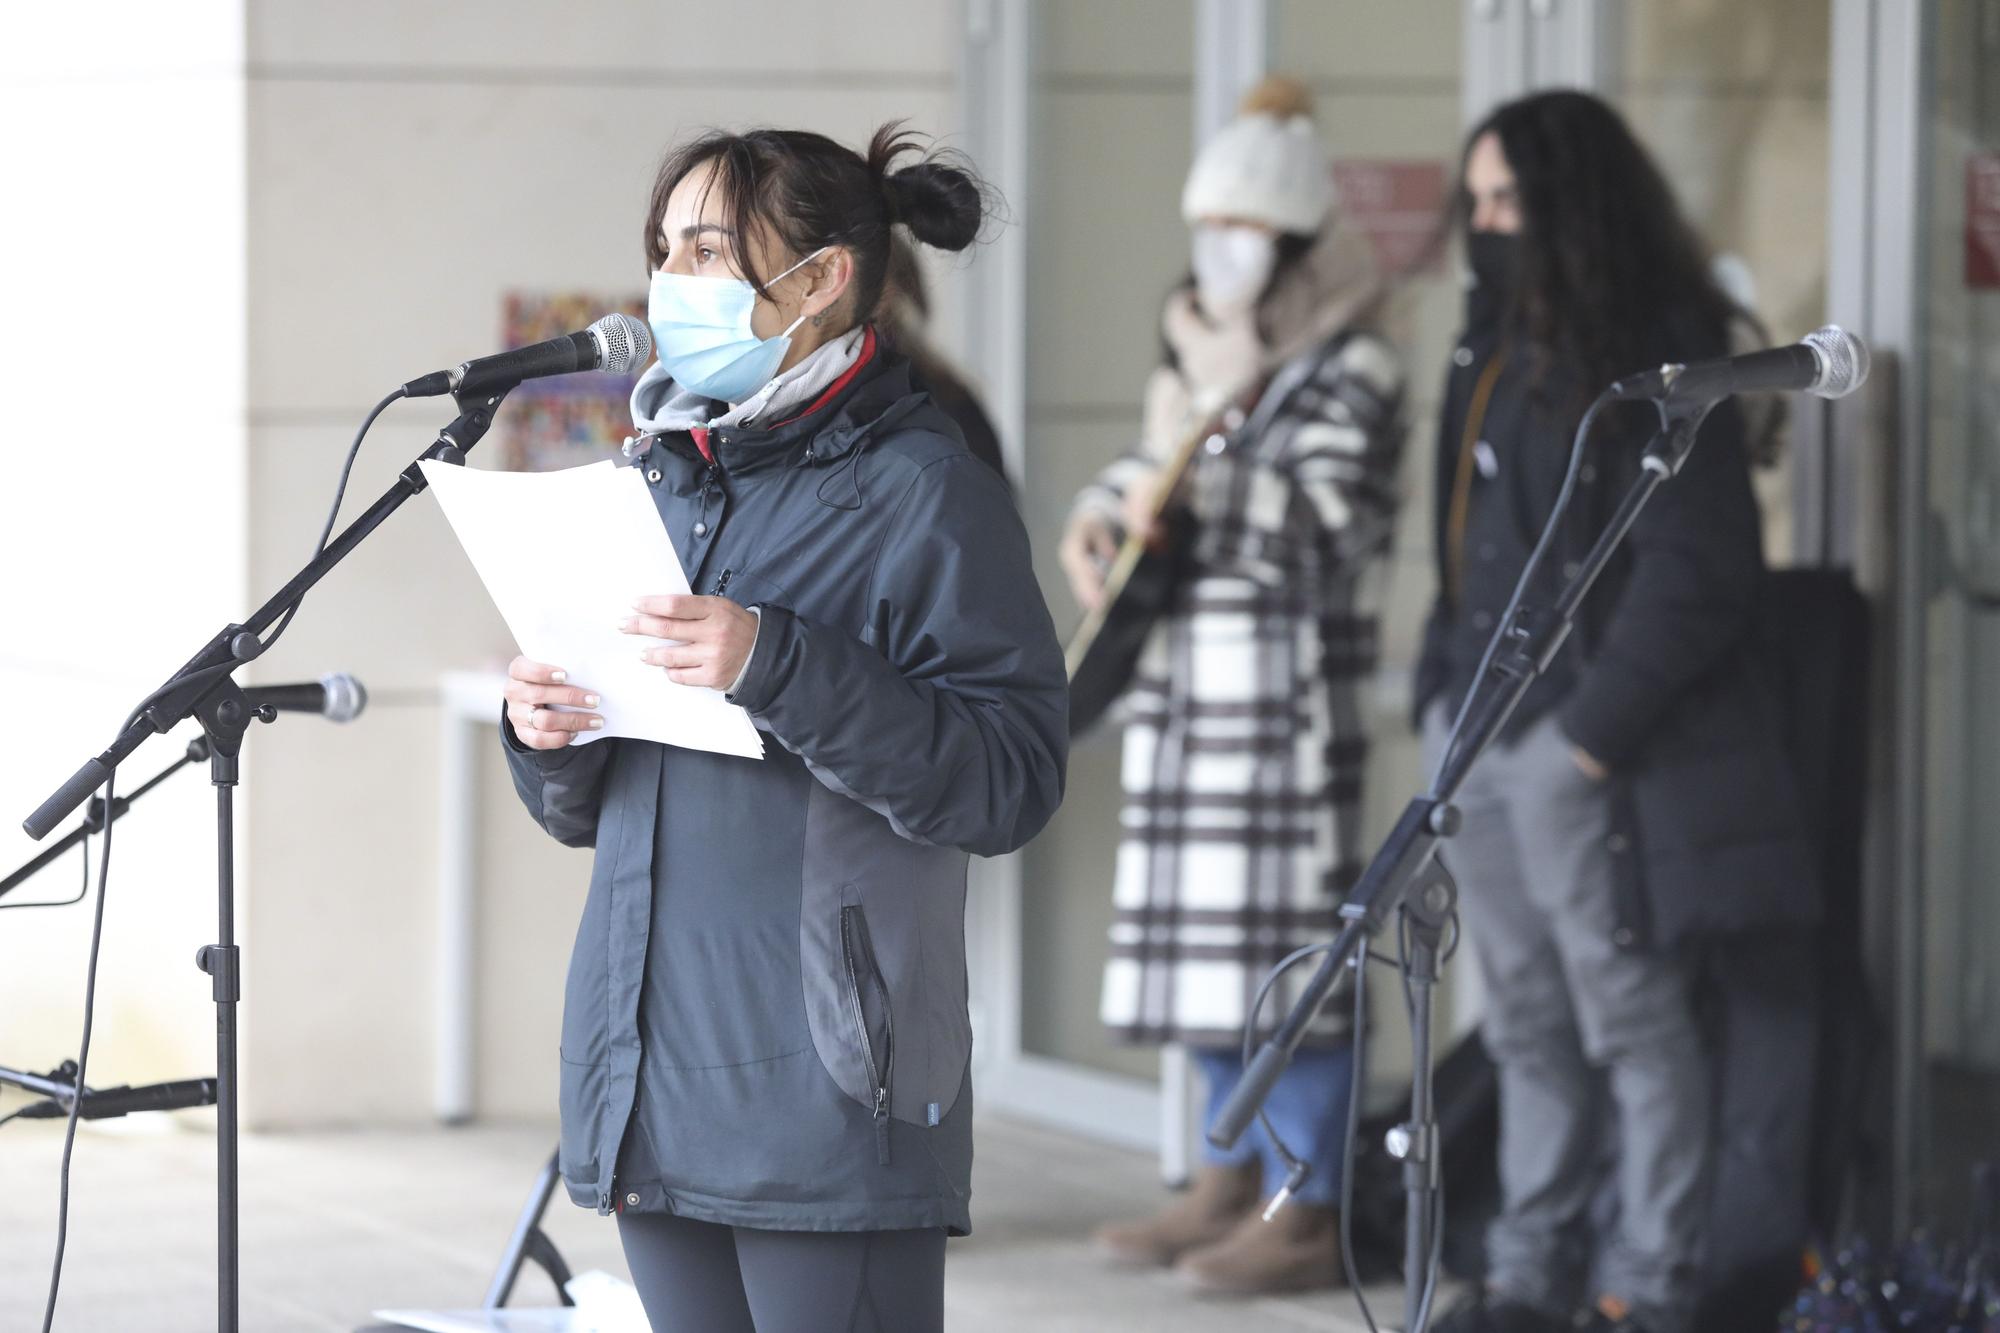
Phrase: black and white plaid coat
[{"left": 1080, "top": 329, "right": 1405, "bottom": 1047}]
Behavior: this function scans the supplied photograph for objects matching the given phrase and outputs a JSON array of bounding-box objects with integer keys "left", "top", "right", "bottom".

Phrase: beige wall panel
[
  {"left": 1019, "top": 403, "right": 1143, "bottom": 630},
  {"left": 474, "top": 743, "right": 595, "bottom": 1121},
  {"left": 1378, "top": 552, "right": 1437, "bottom": 678},
  {"left": 242, "top": 696, "right": 441, "bottom": 1124},
  {"left": 1273, "top": 0, "right": 1461, "bottom": 82},
  {"left": 1025, "top": 88, "right": 1195, "bottom": 412},
  {"left": 1608, "top": 0, "right": 1830, "bottom": 94},
  {"left": 1312, "top": 88, "right": 1462, "bottom": 160},
  {"left": 247, "top": 0, "right": 957, "bottom": 78},
  {"left": 1037, "top": 0, "right": 1191, "bottom": 79},
  {"left": 248, "top": 81, "right": 957, "bottom": 415},
  {"left": 1015, "top": 415, "right": 1151, "bottom": 1080},
  {"left": 1021, "top": 730, "right": 1149, "bottom": 1078}
]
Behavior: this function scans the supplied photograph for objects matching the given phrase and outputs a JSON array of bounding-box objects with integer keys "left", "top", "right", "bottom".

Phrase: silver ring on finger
[{"left": 529, "top": 705, "right": 545, "bottom": 730}]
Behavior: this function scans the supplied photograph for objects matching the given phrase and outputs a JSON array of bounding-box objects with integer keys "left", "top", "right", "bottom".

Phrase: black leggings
[{"left": 615, "top": 1211, "right": 946, "bottom": 1333}]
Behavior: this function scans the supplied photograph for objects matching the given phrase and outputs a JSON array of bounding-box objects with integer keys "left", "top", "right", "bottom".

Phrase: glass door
[{"left": 1912, "top": 0, "right": 2000, "bottom": 1234}]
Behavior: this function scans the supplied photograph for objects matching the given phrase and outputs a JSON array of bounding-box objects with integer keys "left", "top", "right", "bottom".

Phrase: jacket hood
[
  {"left": 630, "top": 331, "right": 931, "bottom": 475},
  {"left": 628, "top": 358, "right": 719, "bottom": 438}
]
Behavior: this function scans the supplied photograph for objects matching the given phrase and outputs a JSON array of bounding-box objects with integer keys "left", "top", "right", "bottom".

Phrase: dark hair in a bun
[
  {"left": 645, "top": 120, "right": 993, "bottom": 325},
  {"left": 880, "top": 159, "right": 984, "bottom": 253}
]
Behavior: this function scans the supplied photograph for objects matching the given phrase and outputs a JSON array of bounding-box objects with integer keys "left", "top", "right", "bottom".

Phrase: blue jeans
[{"left": 1195, "top": 1044, "right": 1356, "bottom": 1208}]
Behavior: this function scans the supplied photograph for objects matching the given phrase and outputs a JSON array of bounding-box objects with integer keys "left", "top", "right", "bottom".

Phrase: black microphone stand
[
  {"left": 18, "top": 386, "right": 509, "bottom": 1333},
  {"left": 1209, "top": 399, "right": 1710, "bottom": 1333}
]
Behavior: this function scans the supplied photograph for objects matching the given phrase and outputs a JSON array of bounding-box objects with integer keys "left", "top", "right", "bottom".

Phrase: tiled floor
[{"left": 0, "top": 1114, "right": 1411, "bottom": 1332}]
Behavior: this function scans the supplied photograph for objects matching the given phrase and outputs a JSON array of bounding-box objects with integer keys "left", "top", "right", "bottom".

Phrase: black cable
[
  {"left": 1238, "top": 939, "right": 1343, "bottom": 1203},
  {"left": 316, "top": 388, "right": 405, "bottom": 557},
  {"left": 40, "top": 767, "right": 114, "bottom": 1333},
  {"left": 1338, "top": 955, "right": 1381, "bottom": 1333},
  {"left": 1397, "top": 905, "right": 1450, "bottom": 1333},
  {"left": 261, "top": 385, "right": 407, "bottom": 646},
  {"left": 0, "top": 832, "right": 89, "bottom": 912}
]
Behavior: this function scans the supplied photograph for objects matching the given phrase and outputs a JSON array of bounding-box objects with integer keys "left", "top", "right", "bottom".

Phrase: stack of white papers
[{"left": 421, "top": 459, "right": 764, "bottom": 760}]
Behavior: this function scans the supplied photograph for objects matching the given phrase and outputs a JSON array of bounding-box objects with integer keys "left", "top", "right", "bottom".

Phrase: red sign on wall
[
  {"left": 1970, "top": 152, "right": 2000, "bottom": 290},
  {"left": 1330, "top": 159, "right": 1450, "bottom": 276}
]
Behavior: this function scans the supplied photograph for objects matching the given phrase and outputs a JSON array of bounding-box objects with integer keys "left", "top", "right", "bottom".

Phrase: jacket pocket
[
  {"left": 838, "top": 904, "right": 895, "bottom": 1165},
  {"left": 556, "top": 1049, "right": 607, "bottom": 1193}
]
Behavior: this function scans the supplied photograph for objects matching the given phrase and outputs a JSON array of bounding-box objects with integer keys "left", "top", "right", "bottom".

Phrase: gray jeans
[{"left": 1424, "top": 706, "right": 1708, "bottom": 1328}]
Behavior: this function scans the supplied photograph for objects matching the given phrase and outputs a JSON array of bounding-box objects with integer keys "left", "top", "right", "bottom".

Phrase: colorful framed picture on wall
[{"left": 495, "top": 291, "right": 649, "bottom": 472}]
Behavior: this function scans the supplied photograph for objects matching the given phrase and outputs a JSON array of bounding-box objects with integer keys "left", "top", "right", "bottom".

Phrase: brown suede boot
[
  {"left": 1090, "top": 1163, "right": 1261, "bottom": 1268},
  {"left": 1174, "top": 1199, "right": 1346, "bottom": 1296}
]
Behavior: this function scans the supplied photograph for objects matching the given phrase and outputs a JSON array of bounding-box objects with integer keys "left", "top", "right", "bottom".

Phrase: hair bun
[{"left": 885, "top": 162, "right": 983, "bottom": 253}]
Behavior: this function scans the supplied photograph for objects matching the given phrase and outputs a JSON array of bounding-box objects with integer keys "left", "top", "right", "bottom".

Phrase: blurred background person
[
  {"left": 878, "top": 233, "right": 1009, "bottom": 484},
  {"left": 1059, "top": 76, "right": 1405, "bottom": 1299},
  {"left": 1416, "top": 90, "right": 1813, "bottom": 1333}
]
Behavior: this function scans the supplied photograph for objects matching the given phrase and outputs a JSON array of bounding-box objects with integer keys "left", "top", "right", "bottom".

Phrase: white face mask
[{"left": 1190, "top": 224, "right": 1277, "bottom": 314}]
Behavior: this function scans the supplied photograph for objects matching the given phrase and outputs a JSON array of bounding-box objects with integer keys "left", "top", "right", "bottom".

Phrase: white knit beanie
[{"left": 1180, "top": 76, "right": 1334, "bottom": 233}]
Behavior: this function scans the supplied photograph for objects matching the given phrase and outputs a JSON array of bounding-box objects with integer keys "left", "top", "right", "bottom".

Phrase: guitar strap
[{"left": 1444, "top": 345, "right": 1510, "bottom": 609}]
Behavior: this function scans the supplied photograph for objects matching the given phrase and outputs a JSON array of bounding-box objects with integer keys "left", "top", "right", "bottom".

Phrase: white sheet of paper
[
  {"left": 421, "top": 459, "right": 763, "bottom": 760},
  {"left": 373, "top": 1268, "right": 648, "bottom": 1333},
  {"left": 369, "top": 1311, "right": 580, "bottom": 1333}
]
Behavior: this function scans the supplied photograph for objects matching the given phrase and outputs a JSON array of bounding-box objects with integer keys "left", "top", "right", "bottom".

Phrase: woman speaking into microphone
[{"left": 498, "top": 123, "right": 1067, "bottom": 1333}]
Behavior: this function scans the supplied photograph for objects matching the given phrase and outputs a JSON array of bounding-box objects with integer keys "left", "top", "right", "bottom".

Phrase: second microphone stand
[{"left": 1209, "top": 399, "right": 1709, "bottom": 1333}]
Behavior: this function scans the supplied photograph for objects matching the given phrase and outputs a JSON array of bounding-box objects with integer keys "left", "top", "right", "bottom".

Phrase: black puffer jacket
[{"left": 1415, "top": 313, "right": 1816, "bottom": 950}]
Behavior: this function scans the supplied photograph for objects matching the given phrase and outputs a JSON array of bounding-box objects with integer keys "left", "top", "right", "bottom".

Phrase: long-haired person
[
  {"left": 499, "top": 123, "right": 1067, "bottom": 1333},
  {"left": 1060, "top": 77, "right": 1405, "bottom": 1297},
  {"left": 1418, "top": 91, "right": 1812, "bottom": 1333}
]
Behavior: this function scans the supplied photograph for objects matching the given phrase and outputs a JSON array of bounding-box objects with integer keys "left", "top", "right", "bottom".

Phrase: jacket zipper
[
  {"left": 839, "top": 905, "right": 894, "bottom": 1166},
  {"left": 712, "top": 568, "right": 734, "bottom": 598},
  {"left": 689, "top": 462, "right": 722, "bottom": 542}
]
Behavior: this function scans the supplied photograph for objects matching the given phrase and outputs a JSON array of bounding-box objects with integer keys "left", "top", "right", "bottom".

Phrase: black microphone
[
  {"left": 16, "top": 1078, "right": 218, "bottom": 1121},
  {"left": 1608, "top": 324, "right": 1870, "bottom": 405},
  {"left": 241, "top": 673, "right": 368, "bottom": 723},
  {"left": 400, "top": 313, "right": 652, "bottom": 399}
]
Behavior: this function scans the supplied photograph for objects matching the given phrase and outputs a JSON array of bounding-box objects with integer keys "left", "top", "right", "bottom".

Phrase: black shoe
[{"left": 1432, "top": 1290, "right": 1573, "bottom": 1333}]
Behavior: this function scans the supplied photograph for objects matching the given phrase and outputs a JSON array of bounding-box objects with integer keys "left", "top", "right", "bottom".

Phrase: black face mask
[{"left": 1463, "top": 229, "right": 1520, "bottom": 330}]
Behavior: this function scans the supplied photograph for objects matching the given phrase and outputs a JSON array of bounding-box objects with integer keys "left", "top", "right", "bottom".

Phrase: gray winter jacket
[{"left": 503, "top": 333, "right": 1068, "bottom": 1234}]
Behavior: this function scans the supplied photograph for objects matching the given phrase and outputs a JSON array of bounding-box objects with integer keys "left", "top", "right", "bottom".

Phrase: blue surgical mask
[{"left": 647, "top": 247, "right": 827, "bottom": 403}]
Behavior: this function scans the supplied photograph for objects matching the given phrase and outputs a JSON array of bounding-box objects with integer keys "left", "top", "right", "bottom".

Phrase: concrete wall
[
  {"left": 239, "top": 0, "right": 964, "bottom": 1126},
  {"left": 0, "top": 5, "right": 247, "bottom": 1095}
]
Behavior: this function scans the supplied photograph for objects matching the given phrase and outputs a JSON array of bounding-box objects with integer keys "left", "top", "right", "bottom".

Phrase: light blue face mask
[{"left": 647, "top": 247, "right": 828, "bottom": 403}]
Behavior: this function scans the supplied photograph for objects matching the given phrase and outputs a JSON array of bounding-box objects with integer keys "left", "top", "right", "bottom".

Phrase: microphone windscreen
[
  {"left": 591, "top": 313, "right": 653, "bottom": 375},
  {"left": 317, "top": 672, "right": 368, "bottom": 723},
  {"left": 1803, "top": 325, "right": 1869, "bottom": 400}
]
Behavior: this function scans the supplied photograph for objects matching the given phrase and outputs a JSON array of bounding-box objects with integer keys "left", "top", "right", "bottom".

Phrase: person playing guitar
[{"left": 1058, "top": 76, "right": 1406, "bottom": 1298}]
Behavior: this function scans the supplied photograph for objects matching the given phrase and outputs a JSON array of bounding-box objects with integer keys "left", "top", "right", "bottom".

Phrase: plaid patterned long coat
[{"left": 1080, "top": 327, "right": 1405, "bottom": 1048}]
